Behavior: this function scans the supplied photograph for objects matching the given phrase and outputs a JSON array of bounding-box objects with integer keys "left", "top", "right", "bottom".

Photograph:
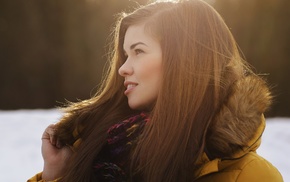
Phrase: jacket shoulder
[
  {"left": 195, "top": 152, "right": 283, "bottom": 182},
  {"left": 235, "top": 152, "right": 283, "bottom": 182}
]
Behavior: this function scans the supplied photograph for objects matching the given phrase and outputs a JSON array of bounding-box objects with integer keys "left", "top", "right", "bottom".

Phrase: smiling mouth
[
  {"left": 127, "top": 84, "right": 136, "bottom": 90},
  {"left": 124, "top": 83, "right": 138, "bottom": 95}
]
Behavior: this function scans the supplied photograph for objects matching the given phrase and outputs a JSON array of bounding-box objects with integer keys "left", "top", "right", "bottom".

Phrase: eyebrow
[
  {"left": 123, "top": 42, "right": 147, "bottom": 53},
  {"left": 123, "top": 42, "right": 148, "bottom": 56},
  {"left": 130, "top": 42, "right": 147, "bottom": 50}
]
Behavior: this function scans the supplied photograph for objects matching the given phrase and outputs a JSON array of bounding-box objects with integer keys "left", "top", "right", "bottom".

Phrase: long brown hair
[{"left": 57, "top": 0, "right": 251, "bottom": 181}]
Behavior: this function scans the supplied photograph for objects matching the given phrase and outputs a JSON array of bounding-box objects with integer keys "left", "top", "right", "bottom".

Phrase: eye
[{"left": 135, "top": 49, "right": 144, "bottom": 55}]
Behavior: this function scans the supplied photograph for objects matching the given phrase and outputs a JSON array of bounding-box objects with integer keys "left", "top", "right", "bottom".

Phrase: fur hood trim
[{"left": 206, "top": 75, "right": 272, "bottom": 159}]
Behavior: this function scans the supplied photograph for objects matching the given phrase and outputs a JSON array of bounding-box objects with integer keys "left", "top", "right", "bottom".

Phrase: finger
[
  {"left": 56, "top": 139, "right": 64, "bottom": 149},
  {"left": 42, "top": 124, "right": 57, "bottom": 146},
  {"left": 50, "top": 133, "right": 56, "bottom": 146}
]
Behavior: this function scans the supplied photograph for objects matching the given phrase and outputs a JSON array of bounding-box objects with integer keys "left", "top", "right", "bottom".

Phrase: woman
[{"left": 28, "top": 0, "right": 283, "bottom": 181}]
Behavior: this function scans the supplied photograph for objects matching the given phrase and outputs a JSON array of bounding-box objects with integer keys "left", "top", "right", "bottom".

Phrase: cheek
[
  {"left": 145, "top": 63, "right": 162, "bottom": 96},
  {"left": 143, "top": 63, "right": 162, "bottom": 84},
  {"left": 143, "top": 55, "right": 162, "bottom": 77}
]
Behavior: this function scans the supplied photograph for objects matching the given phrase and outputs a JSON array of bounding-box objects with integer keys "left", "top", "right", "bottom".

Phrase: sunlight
[
  {"left": 153, "top": 0, "right": 178, "bottom": 2},
  {"left": 152, "top": 0, "right": 215, "bottom": 4}
]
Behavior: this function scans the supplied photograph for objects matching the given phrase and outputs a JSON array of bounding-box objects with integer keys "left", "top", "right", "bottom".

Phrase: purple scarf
[{"left": 92, "top": 112, "right": 149, "bottom": 181}]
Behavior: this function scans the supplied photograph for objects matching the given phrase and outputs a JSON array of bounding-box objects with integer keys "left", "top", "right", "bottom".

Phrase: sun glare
[
  {"left": 154, "top": 0, "right": 178, "bottom": 2},
  {"left": 153, "top": 0, "right": 215, "bottom": 4}
]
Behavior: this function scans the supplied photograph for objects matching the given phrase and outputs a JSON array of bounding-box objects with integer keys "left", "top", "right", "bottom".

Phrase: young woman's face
[{"left": 119, "top": 23, "right": 162, "bottom": 110}]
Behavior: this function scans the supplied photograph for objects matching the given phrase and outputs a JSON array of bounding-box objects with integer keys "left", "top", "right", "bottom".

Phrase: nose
[{"left": 118, "top": 59, "right": 133, "bottom": 77}]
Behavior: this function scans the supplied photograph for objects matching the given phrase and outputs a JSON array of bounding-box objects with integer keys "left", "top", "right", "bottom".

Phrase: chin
[
  {"left": 128, "top": 102, "right": 153, "bottom": 111},
  {"left": 129, "top": 104, "right": 144, "bottom": 111},
  {"left": 128, "top": 102, "right": 144, "bottom": 110}
]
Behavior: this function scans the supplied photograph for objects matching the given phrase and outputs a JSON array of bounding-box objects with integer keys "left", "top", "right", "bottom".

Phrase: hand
[{"left": 41, "top": 124, "right": 73, "bottom": 181}]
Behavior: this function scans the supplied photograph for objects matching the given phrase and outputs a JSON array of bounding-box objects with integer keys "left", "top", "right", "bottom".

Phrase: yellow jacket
[{"left": 27, "top": 173, "right": 58, "bottom": 182}]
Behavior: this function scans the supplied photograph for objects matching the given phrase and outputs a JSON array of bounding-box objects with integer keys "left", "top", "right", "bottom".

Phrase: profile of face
[{"left": 118, "top": 23, "right": 162, "bottom": 110}]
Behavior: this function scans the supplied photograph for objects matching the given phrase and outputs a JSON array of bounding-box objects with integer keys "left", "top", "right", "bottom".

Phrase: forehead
[{"left": 123, "top": 23, "right": 158, "bottom": 49}]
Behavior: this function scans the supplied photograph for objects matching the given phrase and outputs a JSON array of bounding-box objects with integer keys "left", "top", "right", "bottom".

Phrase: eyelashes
[
  {"left": 134, "top": 49, "right": 144, "bottom": 55},
  {"left": 123, "top": 48, "right": 145, "bottom": 58}
]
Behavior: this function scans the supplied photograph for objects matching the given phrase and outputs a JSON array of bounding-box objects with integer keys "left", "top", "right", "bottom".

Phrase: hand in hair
[{"left": 41, "top": 124, "right": 73, "bottom": 181}]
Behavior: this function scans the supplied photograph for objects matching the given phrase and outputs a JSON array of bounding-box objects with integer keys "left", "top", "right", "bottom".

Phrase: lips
[{"left": 124, "top": 81, "right": 138, "bottom": 95}]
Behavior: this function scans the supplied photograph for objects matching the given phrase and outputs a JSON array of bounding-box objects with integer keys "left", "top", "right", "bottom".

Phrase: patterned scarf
[{"left": 92, "top": 112, "right": 149, "bottom": 181}]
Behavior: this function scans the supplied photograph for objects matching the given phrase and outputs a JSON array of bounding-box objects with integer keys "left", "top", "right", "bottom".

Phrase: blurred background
[{"left": 0, "top": 0, "right": 289, "bottom": 117}]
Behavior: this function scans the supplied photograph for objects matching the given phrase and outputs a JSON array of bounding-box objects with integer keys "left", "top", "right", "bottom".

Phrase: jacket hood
[
  {"left": 194, "top": 74, "right": 272, "bottom": 179},
  {"left": 206, "top": 74, "right": 272, "bottom": 159}
]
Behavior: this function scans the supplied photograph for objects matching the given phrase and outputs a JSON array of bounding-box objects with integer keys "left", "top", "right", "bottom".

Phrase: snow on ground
[{"left": 0, "top": 109, "right": 289, "bottom": 182}]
